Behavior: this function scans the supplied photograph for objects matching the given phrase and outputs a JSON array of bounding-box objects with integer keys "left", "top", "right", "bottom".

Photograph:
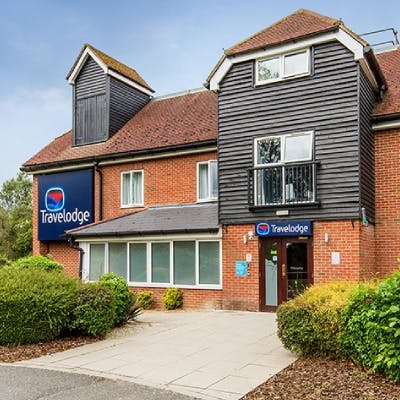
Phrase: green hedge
[
  {"left": 99, "top": 273, "right": 132, "bottom": 325},
  {"left": 341, "top": 273, "right": 400, "bottom": 382},
  {"left": 12, "top": 255, "right": 63, "bottom": 272},
  {"left": 0, "top": 268, "right": 77, "bottom": 345},
  {"left": 277, "top": 281, "right": 356, "bottom": 357},
  {"left": 71, "top": 283, "right": 116, "bottom": 337}
]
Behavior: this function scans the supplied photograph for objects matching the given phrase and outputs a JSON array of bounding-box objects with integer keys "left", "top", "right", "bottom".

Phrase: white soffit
[{"left": 209, "top": 28, "right": 371, "bottom": 91}]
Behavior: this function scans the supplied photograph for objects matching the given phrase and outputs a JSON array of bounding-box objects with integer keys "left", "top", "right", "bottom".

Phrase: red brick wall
[
  {"left": 99, "top": 151, "right": 217, "bottom": 220},
  {"left": 375, "top": 128, "right": 400, "bottom": 276},
  {"left": 221, "top": 224, "right": 260, "bottom": 311},
  {"left": 313, "top": 220, "right": 375, "bottom": 283},
  {"left": 133, "top": 287, "right": 222, "bottom": 310}
]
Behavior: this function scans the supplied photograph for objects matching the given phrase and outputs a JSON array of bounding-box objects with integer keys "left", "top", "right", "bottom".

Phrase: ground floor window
[{"left": 86, "top": 239, "right": 221, "bottom": 288}]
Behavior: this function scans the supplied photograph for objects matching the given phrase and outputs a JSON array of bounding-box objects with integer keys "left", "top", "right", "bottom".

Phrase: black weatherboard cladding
[
  {"left": 73, "top": 56, "right": 150, "bottom": 146},
  {"left": 358, "top": 69, "right": 377, "bottom": 222},
  {"left": 218, "top": 41, "right": 376, "bottom": 224},
  {"left": 109, "top": 76, "right": 150, "bottom": 136},
  {"left": 74, "top": 57, "right": 107, "bottom": 145}
]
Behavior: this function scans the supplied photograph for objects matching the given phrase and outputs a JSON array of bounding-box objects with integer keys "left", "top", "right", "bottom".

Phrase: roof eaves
[{"left": 21, "top": 139, "right": 218, "bottom": 172}]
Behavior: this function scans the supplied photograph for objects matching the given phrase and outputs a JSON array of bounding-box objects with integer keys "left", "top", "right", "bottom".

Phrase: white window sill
[{"left": 128, "top": 282, "right": 222, "bottom": 290}]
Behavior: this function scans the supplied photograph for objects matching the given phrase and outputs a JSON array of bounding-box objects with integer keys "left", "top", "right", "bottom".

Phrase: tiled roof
[
  {"left": 67, "top": 44, "right": 154, "bottom": 92},
  {"left": 68, "top": 203, "right": 219, "bottom": 237},
  {"left": 374, "top": 47, "right": 400, "bottom": 117},
  {"left": 225, "top": 9, "right": 366, "bottom": 56},
  {"left": 23, "top": 90, "right": 217, "bottom": 168}
]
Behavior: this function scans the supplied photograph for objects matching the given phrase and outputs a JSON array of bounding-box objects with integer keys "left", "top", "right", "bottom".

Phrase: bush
[
  {"left": 341, "top": 273, "right": 400, "bottom": 382},
  {"left": 136, "top": 291, "right": 154, "bottom": 309},
  {"left": 277, "top": 281, "right": 356, "bottom": 357},
  {"left": 0, "top": 268, "right": 77, "bottom": 345},
  {"left": 98, "top": 273, "right": 132, "bottom": 325},
  {"left": 71, "top": 283, "right": 116, "bottom": 337},
  {"left": 163, "top": 288, "right": 183, "bottom": 310},
  {"left": 12, "top": 254, "right": 63, "bottom": 272}
]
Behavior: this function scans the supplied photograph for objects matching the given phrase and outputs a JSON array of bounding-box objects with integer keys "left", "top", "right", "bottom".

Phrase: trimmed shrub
[
  {"left": 71, "top": 283, "right": 116, "bottom": 337},
  {"left": 277, "top": 281, "right": 356, "bottom": 357},
  {"left": 163, "top": 288, "right": 183, "bottom": 310},
  {"left": 12, "top": 254, "right": 63, "bottom": 272},
  {"left": 99, "top": 273, "right": 132, "bottom": 325},
  {"left": 341, "top": 273, "right": 400, "bottom": 382},
  {"left": 136, "top": 291, "right": 154, "bottom": 309},
  {"left": 0, "top": 267, "right": 77, "bottom": 345}
]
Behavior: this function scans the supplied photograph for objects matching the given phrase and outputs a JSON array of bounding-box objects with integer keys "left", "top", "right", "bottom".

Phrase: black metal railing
[{"left": 248, "top": 162, "right": 318, "bottom": 207}]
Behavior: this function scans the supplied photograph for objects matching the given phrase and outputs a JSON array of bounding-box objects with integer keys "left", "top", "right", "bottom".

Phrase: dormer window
[{"left": 256, "top": 49, "right": 310, "bottom": 84}]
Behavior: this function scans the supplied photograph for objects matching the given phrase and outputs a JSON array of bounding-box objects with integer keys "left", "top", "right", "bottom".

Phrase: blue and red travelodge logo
[
  {"left": 256, "top": 223, "right": 270, "bottom": 236},
  {"left": 45, "top": 187, "right": 65, "bottom": 212},
  {"left": 38, "top": 169, "right": 94, "bottom": 241}
]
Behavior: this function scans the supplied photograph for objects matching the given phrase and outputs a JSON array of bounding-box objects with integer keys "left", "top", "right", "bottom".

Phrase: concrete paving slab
[{"left": 17, "top": 310, "right": 297, "bottom": 400}]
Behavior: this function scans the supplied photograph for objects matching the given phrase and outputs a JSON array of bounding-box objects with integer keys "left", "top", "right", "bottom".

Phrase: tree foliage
[{"left": 0, "top": 172, "right": 32, "bottom": 261}]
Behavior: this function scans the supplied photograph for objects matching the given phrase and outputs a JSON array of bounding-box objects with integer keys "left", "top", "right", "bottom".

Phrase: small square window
[
  {"left": 197, "top": 161, "right": 218, "bottom": 202},
  {"left": 121, "top": 170, "right": 143, "bottom": 207},
  {"left": 256, "top": 49, "right": 310, "bottom": 85}
]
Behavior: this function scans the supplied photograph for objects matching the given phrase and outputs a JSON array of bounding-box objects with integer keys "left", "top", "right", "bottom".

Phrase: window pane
[
  {"left": 129, "top": 243, "right": 147, "bottom": 282},
  {"left": 284, "top": 133, "right": 312, "bottom": 162},
  {"left": 257, "top": 137, "right": 281, "bottom": 164},
  {"left": 210, "top": 161, "right": 218, "bottom": 199},
  {"left": 174, "top": 241, "right": 195, "bottom": 285},
  {"left": 132, "top": 171, "right": 143, "bottom": 205},
  {"left": 151, "top": 243, "right": 170, "bottom": 283},
  {"left": 284, "top": 51, "right": 308, "bottom": 76},
  {"left": 198, "top": 163, "right": 209, "bottom": 200},
  {"left": 89, "top": 244, "right": 105, "bottom": 281},
  {"left": 256, "top": 167, "right": 283, "bottom": 205},
  {"left": 109, "top": 243, "right": 127, "bottom": 279},
  {"left": 199, "top": 242, "right": 220, "bottom": 285},
  {"left": 122, "top": 173, "right": 131, "bottom": 205},
  {"left": 257, "top": 57, "right": 280, "bottom": 81}
]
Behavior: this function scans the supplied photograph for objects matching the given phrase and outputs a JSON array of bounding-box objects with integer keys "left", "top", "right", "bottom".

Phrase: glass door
[{"left": 260, "top": 237, "right": 312, "bottom": 311}]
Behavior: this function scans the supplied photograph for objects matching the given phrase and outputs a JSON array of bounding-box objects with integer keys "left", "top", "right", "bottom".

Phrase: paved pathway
[{"left": 17, "top": 310, "right": 296, "bottom": 400}]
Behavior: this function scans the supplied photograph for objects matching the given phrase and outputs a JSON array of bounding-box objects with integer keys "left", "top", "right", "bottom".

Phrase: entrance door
[{"left": 260, "top": 237, "right": 313, "bottom": 311}]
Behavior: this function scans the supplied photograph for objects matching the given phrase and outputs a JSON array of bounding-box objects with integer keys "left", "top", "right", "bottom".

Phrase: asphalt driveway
[{"left": 16, "top": 310, "right": 296, "bottom": 400}]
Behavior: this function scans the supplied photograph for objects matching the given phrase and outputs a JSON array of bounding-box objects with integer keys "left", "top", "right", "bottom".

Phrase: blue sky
[{"left": 0, "top": 0, "right": 399, "bottom": 186}]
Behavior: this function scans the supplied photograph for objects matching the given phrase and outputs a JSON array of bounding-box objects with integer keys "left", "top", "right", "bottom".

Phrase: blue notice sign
[
  {"left": 235, "top": 261, "right": 247, "bottom": 277},
  {"left": 38, "top": 169, "right": 94, "bottom": 241},
  {"left": 255, "top": 220, "right": 312, "bottom": 237}
]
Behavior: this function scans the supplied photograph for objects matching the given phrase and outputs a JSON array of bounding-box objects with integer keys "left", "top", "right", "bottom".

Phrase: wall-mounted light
[
  {"left": 248, "top": 231, "right": 254, "bottom": 240},
  {"left": 243, "top": 235, "right": 247, "bottom": 244},
  {"left": 324, "top": 232, "right": 329, "bottom": 243}
]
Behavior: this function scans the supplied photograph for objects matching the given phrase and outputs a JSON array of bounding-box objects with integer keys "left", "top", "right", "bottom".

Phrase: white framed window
[
  {"left": 86, "top": 239, "right": 221, "bottom": 288},
  {"left": 256, "top": 48, "right": 310, "bottom": 85},
  {"left": 255, "top": 131, "right": 313, "bottom": 166},
  {"left": 197, "top": 160, "right": 218, "bottom": 202},
  {"left": 121, "top": 170, "right": 144, "bottom": 207},
  {"left": 254, "top": 131, "right": 315, "bottom": 206}
]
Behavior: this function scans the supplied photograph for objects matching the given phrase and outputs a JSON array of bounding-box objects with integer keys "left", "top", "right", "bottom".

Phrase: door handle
[{"left": 282, "top": 264, "right": 286, "bottom": 277}]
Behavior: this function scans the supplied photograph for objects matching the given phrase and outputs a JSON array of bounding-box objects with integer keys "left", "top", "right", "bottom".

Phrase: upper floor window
[
  {"left": 253, "top": 131, "right": 315, "bottom": 206},
  {"left": 256, "top": 49, "right": 310, "bottom": 85},
  {"left": 197, "top": 161, "right": 218, "bottom": 202},
  {"left": 121, "top": 170, "right": 143, "bottom": 207}
]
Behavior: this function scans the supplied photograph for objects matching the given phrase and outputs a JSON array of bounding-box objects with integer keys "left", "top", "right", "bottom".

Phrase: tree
[{"left": 0, "top": 172, "right": 32, "bottom": 261}]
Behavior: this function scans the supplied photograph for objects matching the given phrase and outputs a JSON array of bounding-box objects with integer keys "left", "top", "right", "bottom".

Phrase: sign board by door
[{"left": 255, "top": 221, "right": 312, "bottom": 237}]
